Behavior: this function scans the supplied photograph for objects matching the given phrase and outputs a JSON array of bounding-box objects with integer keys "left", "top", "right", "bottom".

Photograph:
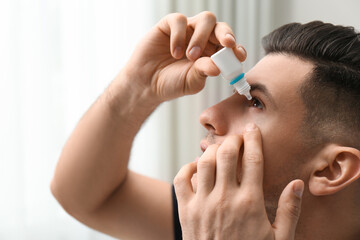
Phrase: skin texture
[{"left": 51, "top": 11, "right": 360, "bottom": 240}]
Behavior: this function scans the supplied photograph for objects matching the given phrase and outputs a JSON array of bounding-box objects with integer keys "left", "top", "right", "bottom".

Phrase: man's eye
[{"left": 250, "top": 97, "right": 264, "bottom": 109}]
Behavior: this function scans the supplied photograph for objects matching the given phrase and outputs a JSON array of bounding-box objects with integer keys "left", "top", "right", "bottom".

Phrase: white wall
[
  {"left": 272, "top": 0, "right": 360, "bottom": 29},
  {"left": 0, "top": 0, "right": 155, "bottom": 239}
]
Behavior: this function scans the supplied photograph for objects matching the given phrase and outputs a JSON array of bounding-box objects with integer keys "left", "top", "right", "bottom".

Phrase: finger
[
  {"left": 197, "top": 144, "right": 219, "bottom": 196},
  {"left": 184, "top": 56, "right": 220, "bottom": 95},
  {"left": 215, "top": 135, "right": 243, "bottom": 188},
  {"left": 174, "top": 162, "right": 197, "bottom": 202},
  {"left": 209, "top": 21, "right": 247, "bottom": 62},
  {"left": 272, "top": 180, "right": 304, "bottom": 240},
  {"left": 158, "top": 13, "right": 187, "bottom": 59},
  {"left": 241, "top": 123, "right": 264, "bottom": 191},
  {"left": 234, "top": 44, "right": 247, "bottom": 62},
  {"left": 210, "top": 22, "right": 236, "bottom": 48},
  {"left": 186, "top": 11, "right": 217, "bottom": 61},
  {"left": 207, "top": 44, "right": 247, "bottom": 62}
]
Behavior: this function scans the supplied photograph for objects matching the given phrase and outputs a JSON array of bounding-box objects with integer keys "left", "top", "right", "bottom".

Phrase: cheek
[
  {"left": 228, "top": 109, "right": 267, "bottom": 134},
  {"left": 260, "top": 116, "right": 305, "bottom": 192},
  {"left": 227, "top": 115, "right": 247, "bottom": 134},
  {"left": 261, "top": 112, "right": 304, "bottom": 163}
]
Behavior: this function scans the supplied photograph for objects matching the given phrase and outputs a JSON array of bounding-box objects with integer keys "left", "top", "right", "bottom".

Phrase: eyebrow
[{"left": 250, "top": 83, "right": 278, "bottom": 109}]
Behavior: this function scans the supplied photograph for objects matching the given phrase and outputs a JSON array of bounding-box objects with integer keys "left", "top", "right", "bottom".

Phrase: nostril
[{"left": 204, "top": 123, "right": 215, "bottom": 131}]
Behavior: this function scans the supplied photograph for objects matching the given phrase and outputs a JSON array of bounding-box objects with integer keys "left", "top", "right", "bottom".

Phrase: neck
[{"left": 295, "top": 187, "right": 360, "bottom": 240}]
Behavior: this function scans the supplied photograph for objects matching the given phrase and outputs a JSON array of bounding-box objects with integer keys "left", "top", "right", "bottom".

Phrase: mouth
[{"left": 200, "top": 132, "right": 217, "bottom": 152}]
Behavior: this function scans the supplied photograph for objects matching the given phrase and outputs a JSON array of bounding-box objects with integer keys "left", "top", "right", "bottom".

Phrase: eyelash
[
  {"left": 232, "top": 89, "right": 264, "bottom": 109},
  {"left": 249, "top": 97, "right": 264, "bottom": 109}
]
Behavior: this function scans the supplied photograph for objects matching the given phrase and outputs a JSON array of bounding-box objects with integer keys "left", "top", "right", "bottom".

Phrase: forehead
[{"left": 246, "top": 54, "right": 314, "bottom": 110}]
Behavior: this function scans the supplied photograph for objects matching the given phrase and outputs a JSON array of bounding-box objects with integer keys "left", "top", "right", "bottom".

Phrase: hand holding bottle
[{"left": 118, "top": 11, "right": 247, "bottom": 105}]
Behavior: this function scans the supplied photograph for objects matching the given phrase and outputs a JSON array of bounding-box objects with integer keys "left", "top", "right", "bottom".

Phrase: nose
[
  {"left": 200, "top": 94, "right": 249, "bottom": 136},
  {"left": 200, "top": 97, "right": 234, "bottom": 136}
]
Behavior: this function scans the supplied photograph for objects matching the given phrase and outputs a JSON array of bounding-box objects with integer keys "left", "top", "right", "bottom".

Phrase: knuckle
[
  {"left": 173, "top": 175, "right": 183, "bottom": 187},
  {"left": 235, "top": 191, "right": 260, "bottom": 210},
  {"left": 169, "top": 12, "right": 187, "bottom": 22},
  {"left": 173, "top": 170, "right": 187, "bottom": 187},
  {"left": 239, "top": 195, "right": 256, "bottom": 207},
  {"left": 217, "top": 21, "right": 231, "bottom": 30},
  {"left": 285, "top": 202, "right": 301, "bottom": 218},
  {"left": 244, "top": 152, "right": 262, "bottom": 164},
  {"left": 217, "top": 145, "right": 238, "bottom": 160},
  {"left": 200, "top": 11, "right": 216, "bottom": 22},
  {"left": 197, "top": 158, "right": 213, "bottom": 169}
]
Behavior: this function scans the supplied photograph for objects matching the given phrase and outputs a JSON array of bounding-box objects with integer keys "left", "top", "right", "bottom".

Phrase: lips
[
  {"left": 200, "top": 131, "right": 219, "bottom": 153},
  {"left": 200, "top": 132, "right": 217, "bottom": 152},
  {"left": 200, "top": 140, "right": 208, "bottom": 152}
]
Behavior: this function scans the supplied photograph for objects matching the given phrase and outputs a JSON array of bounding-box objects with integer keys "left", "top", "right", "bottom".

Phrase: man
[
  {"left": 174, "top": 20, "right": 360, "bottom": 240},
  {"left": 51, "top": 11, "right": 360, "bottom": 240}
]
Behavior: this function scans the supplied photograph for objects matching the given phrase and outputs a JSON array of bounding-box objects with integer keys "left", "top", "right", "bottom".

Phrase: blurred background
[{"left": 0, "top": 0, "right": 359, "bottom": 239}]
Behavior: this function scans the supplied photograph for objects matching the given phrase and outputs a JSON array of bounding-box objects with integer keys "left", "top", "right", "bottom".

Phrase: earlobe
[{"left": 309, "top": 144, "right": 360, "bottom": 196}]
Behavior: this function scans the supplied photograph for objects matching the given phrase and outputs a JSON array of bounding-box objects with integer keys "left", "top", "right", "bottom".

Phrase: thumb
[
  {"left": 185, "top": 57, "right": 220, "bottom": 95},
  {"left": 272, "top": 179, "right": 304, "bottom": 240}
]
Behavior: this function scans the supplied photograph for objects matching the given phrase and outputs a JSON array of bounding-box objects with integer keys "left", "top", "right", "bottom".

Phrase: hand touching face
[{"left": 174, "top": 123, "right": 304, "bottom": 240}]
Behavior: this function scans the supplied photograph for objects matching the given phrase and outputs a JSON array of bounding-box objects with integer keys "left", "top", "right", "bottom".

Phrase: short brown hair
[{"left": 262, "top": 21, "right": 360, "bottom": 149}]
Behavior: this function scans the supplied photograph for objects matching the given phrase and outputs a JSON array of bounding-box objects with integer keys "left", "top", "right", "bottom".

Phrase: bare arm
[
  {"left": 51, "top": 11, "right": 245, "bottom": 240},
  {"left": 51, "top": 72, "right": 173, "bottom": 239}
]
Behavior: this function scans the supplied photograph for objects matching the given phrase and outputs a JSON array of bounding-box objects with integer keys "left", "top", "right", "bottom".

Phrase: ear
[{"left": 309, "top": 144, "right": 360, "bottom": 196}]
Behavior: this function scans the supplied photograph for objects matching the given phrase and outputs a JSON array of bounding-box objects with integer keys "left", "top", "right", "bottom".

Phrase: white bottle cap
[{"left": 211, "top": 47, "right": 252, "bottom": 100}]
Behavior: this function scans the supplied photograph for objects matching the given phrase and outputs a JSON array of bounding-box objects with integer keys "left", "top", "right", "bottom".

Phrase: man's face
[{"left": 200, "top": 54, "right": 314, "bottom": 219}]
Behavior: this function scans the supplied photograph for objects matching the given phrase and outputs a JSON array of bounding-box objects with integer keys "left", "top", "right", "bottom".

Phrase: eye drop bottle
[{"left": 211, "top": 47, "right": 252, "bottom": 100}]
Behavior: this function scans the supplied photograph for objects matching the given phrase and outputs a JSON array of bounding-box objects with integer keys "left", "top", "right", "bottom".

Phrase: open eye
[
  {"left": 232, "top": 89, "right": 265, "bottom": 109},
  {"left": 249, "top": 97, "right": 264, "bottom": 109}
]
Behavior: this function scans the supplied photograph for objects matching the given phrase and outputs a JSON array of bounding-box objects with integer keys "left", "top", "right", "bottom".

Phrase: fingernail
[
  {"left": 245, "top": 123, "right": 257, "bottom": 132},
  {"left": 189, "top": 46, "right": 201, "bottom": 60},
  {"left": 293, "top": 181, "right": 304, "bottom": 198},
  {"left": 174, "top": 46, "right": 183, "bottom": 59},
  {"left": 226, "top": 33, "right": 236, "bottom": 42}
]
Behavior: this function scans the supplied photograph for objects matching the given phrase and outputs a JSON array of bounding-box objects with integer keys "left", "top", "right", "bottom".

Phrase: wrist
[{"left": 102, "top": 69, "right": 161, "bottom": 126}]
